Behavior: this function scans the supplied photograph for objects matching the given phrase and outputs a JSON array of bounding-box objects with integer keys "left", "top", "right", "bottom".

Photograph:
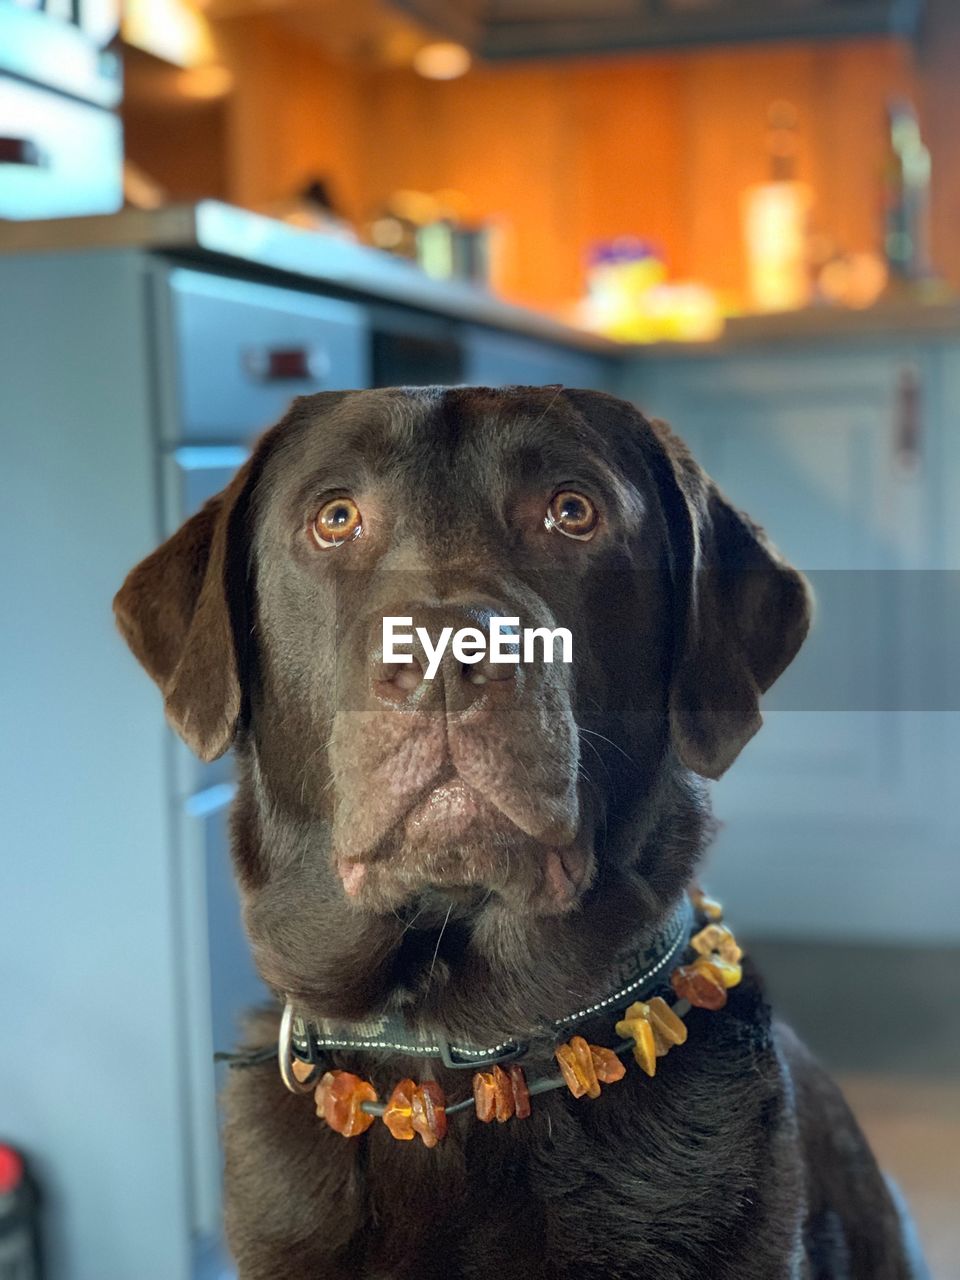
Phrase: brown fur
[{"left": 115, "top": 387, "right": 923, "bottom": 1278}]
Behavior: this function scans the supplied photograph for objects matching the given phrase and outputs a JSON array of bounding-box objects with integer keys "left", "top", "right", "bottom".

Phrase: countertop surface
[
  {"left": 2, "top": 202, "right": 958, "bottom": 356},
  {"left": 0, "top": 201, "right": 620, "bottom": 356},
  {"left": 715, "top": 294, "right": 960, "bottom": 348}
]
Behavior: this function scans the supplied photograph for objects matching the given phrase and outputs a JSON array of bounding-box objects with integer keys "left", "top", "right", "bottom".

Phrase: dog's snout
[{"left": 371, "top": 603, "right": 518, "bottom": 712}]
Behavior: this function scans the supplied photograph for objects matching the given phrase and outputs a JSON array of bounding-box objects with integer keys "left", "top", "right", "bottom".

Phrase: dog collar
[
  {"left": 268, "top": 888, "right": 745, "bottom": 1145},
  {"left": 284, "top": 894, "right": 695, "bottom": 1076}
]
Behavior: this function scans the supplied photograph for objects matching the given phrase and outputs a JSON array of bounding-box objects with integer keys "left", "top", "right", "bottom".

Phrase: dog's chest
[{"left": 354, "top": 1046, "right": 792, "bottom": 1280}]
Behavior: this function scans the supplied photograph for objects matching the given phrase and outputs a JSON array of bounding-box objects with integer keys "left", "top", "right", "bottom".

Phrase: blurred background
[{"left": 1, "top": 1, "right": 958, "bottom": 1277}]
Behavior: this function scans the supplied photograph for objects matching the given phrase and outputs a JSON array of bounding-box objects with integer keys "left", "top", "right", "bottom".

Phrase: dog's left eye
[
  {"left": 545, "top": 491, "right": 599, "bottom": 541},
  {"left": 311, "top": 496, "right": 363, "bottom": 548}
]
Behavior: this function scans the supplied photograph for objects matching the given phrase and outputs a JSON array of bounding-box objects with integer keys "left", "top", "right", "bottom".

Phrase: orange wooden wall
[
  {"left": 217, "top": 17, "right": 374, "bottom": 225},
  {"left": 207, "top": 17, "right": 954, "bottom": 312},
  {"left": 357, "top": 39, "right": 918, "bottom": 308}
]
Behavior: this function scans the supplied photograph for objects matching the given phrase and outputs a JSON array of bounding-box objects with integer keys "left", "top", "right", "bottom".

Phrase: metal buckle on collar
[
  {"left": 278, "top": 1000, "right": 321, "bottom": 1095},
  {"left": 437, "top": 1037, "right": 528, "bottom": 1070}
]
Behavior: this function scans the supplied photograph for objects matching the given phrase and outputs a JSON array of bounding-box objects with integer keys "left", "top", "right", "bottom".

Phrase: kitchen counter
[
  {"left": 691, "top": 294, "right": 960, "bottom": 351},
  {"left": 0, "top": 200, "right": 620, "bottom": 357},
  {"left": 3, "top": 202, "right": 958, "bottom": 360}
]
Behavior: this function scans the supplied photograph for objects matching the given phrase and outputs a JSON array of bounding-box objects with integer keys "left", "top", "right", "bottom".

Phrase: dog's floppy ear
[
  {"left": 113, "top": 425, "right": 280, "bottom": 762},
  {"left": 647, "top": 416, "right": 812, "bottom": 778},
  {"left": 562, "top": 389, "right": 812, "bottom": 780}
]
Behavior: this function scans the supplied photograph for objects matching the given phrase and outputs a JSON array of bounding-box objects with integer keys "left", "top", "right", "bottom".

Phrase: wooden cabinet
[{"left": 620, "top": 342, "right": 958, "bottom": 942}]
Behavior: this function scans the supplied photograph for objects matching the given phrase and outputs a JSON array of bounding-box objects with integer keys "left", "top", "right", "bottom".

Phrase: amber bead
[
  {"left": 671, "top": 959, "right": 728, "bottom": 1010},
  {"left": 707, "top": 955, "right": 742, "bottom": 988},
  {"left": 473, "top": 1063, "right": 531, "bottom": 1123},
  {"left": 492, "top": 1065, "right": 515, "bottom": 1122},
  {"left": 410, "top": 1080, "right": 448, "bottom": 1148},
  {"left": 555, "top": 1036, "right": 624, "bottom": 1098},
  {"left": 383, "top": 1078, "right": 417, "bottom": 1141},
  {"left": 384, "top": 1078, "right": 448, "bottom": 1146},
  {"left": 691, "top": 924, "right": 742, "bottom": 965},
  {"left": 471, "top": 1065, "right": 511, "bottom": 1123},
  {"left": 509, "top": 1064, "right": 531, "bottom": 1120},
  {"left": 631, "top": 1017, "right": 658, "bottom": 1076},
  {"left": 590, "top": 1044, "right": 626, "bottom": 1084},
  {"left": 555, "top": 1035, "right": 600, "bottom": 1098},
  {"left": 615, "top": 1004, "right": 643, "bottom": 1041},
  {"left": 689, "top": 886, "right": 723, "bottom": 921},
  {"left": 646, "top": 996, "right": 688, "bottom": 1054},
  {"left": 616, "top": 996, "right": 687, "bottom": 1075},
  {"left": 315, "top": 1070, "right": 377, "bottom": 1137},
  {"left": 473, "top": 1071, "right": 497, "bottom": 1123}
]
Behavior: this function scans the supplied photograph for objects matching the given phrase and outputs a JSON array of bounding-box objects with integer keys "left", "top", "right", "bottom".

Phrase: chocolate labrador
[{"left": 114, "top": 387, "right": 926, "bottom": 1279}]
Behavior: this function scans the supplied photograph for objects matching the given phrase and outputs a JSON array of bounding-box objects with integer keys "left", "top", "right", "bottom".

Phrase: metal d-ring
[{"left": 278, "top": 1000, "right": 321, "bottom": 1095}]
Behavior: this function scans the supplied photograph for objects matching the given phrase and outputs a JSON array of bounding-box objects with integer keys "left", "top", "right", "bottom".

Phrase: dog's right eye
[
  {"left": 311, "top": 497, "right": 363, "bottom": 548},
  {"left": 545, "top": 491, "right": 599, "bottom": 541}
]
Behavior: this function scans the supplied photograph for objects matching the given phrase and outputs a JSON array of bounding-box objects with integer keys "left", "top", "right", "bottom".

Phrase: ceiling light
[
  {"left": 413, "top": 42, "right": 471, "bottom": 80},
  {"left": 175, "top": 64, "right": 234, "bottom": 99},
  {"left": 123, "top": 0, "right": 214, "bottom": 68}
]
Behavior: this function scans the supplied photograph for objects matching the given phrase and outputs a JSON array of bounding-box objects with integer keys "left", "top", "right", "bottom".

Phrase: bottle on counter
[
  {"left": 882, "top": 99, "right": 932, "bottom": 286},
  {"left": 741, "top": 100, "right": 813, "bottom": 313}
]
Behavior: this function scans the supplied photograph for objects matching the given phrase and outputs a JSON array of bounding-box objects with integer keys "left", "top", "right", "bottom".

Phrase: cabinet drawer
[
  {"left": 165, "top": 269, "right": 370, "bottom": 442},
  {"left": 0, "top": 77, "right": 121, "bottom": 219},
  {"left": 178, "top": 785, "right": 269, "bottom": 1239}
]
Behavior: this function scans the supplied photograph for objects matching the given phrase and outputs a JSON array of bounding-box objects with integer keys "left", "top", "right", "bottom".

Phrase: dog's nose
[{"left": 372, "top": 604, "right": 517, "bottom": 713}]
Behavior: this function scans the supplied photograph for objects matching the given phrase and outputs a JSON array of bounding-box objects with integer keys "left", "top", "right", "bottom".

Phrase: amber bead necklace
[{"left": 278, "top": 888, "right": 744, "bottom": 1148}]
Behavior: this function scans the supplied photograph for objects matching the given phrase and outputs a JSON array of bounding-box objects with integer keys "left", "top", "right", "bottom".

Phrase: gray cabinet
[
  {"left": 0, "top": 250, "right": 192, "bottom": 1280},
  {"left": 0, "top": 242, "right": 616, "bottom": 1280},
  {"left": 154, "top": 269, "right": 371, "bottom": 1269},
  {"left": 151, "top": 266, "right": 617, "bottom": 1275},
  {"left": 465, "top": 325, "right": 608, "bottom": 388},
  {"left": 159, "top": 269, "right": 371, "bottom": 441},
  {"left": 621, "top": 343, "right": 958, "bottom": 942},
  {"left": 176, "top": 783, "right": 257, "bottom": 1244}
]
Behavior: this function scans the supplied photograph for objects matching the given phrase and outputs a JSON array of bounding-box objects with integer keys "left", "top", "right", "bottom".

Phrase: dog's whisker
[
  {"left": 527, "top": 384, "right": 566, "bottom": 433},
  {"left": 427, "top": 901, "right": 453, "bottom": 987},
  {"left": 578, "top": 726, "right": 639, "bottom": 768},
  {"left": 397, "top": 905, "right": 428, "bottom": 938},
  {"left": 578, "top": 735, "right": 610, "bottom": 780},
  {"left": 296, "top": 736, "right": 336, "bottom": 806}
]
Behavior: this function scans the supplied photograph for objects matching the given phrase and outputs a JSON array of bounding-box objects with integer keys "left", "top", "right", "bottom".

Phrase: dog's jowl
[{"left": 115, "top": 387, "right": 927, "bottom": 1280}]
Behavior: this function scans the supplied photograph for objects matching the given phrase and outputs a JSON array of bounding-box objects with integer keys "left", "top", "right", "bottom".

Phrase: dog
[{"left": 114, "top": 386, "right": 927, "bottom": 1279}]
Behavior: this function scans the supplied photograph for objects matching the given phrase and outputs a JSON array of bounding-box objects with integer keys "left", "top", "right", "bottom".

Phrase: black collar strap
[{"left": 285, "top": 895, "right": 695, "bottom": 1073}]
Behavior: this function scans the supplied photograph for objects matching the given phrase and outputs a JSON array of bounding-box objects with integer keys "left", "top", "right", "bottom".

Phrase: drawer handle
[
  {"left": 0, "top": 137, "right": 47, "bottom": 167},
  {"left": 894, "top": 363, "right": 922, "bottom": 469},
  {"left": 242, "top": 346, "right": 331, "bottom": 383}
]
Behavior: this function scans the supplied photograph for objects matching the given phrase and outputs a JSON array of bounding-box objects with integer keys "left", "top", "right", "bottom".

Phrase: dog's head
[{"left": 115, "top": 387, "right": 809, "bottom": 1037}]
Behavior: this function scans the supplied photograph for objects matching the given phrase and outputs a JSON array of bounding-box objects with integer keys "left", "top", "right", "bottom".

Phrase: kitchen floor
[
  {"left": 750, "top": 938, "right": 960, "bottom": 1279},
  {"left": 841, "top": 1075, "right": 960, "bottom": 1279}
]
